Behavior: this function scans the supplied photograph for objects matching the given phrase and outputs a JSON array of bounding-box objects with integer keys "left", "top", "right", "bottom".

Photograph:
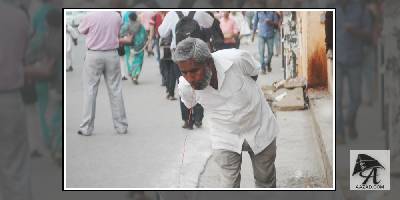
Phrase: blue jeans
[
  {"left": 336, "top": 63, "right": 362, "bottom": 137},
  {"left": 152, "top": 36, "right": 160, "bottom": 62},
  {"left": 258, "top": 35, "right": 274, "bottom": 71}
]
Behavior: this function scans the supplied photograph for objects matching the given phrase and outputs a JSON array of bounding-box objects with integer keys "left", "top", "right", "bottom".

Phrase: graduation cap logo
[{"left": 352, "top": 154, "right": 385, "bottom": 185}]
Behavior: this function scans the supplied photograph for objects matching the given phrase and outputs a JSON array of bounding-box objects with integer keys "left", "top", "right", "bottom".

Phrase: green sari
[
  {"left": 30, "top": 5, "right": 62, "bottom": 162},
  {"left": 121, "top": 21, "right": 147, "bottom": 79}
]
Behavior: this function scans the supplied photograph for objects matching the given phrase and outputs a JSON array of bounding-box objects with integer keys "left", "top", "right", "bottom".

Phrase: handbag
[{"left": 117, "top": 45, "right": 125, "bottom": 56}]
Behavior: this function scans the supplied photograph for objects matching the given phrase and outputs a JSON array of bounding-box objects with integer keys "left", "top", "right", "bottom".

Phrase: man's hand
[{"left": 119, "top": 34, "right": 134, "bottom": 45}]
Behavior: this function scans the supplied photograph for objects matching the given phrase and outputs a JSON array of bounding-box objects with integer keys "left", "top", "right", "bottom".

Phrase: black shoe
[
  {"left": 267, "top": 65, "right": 272, "bottom": 72},
  {"left": 194, "top": 121, "right": 202, "bottom": 128},
  {"left": 77, "top": 130, "right": 91, "bottom": 136},
  {"left": 132, "top": 77, "right": 139, "bottom": 85},
  {"left": 182, "top": 121, "right": 193, "bottom": 130},
  {"left": 122, "top": 76, "right": 128, "bottom": 80},
  {"left": 66, "top": 66, "right": 73, "bottom": 72},
  {"left": 169, "top": 96, "right": 177, "bottom": 101}
]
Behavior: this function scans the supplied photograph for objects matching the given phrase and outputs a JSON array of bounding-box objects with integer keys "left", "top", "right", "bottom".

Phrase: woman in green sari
[
  {"left": 120, "top": 12, "right": 147, "bottom": 85},
  {"left": 27, "top": 5, "right": 62, "bottom": 165}
]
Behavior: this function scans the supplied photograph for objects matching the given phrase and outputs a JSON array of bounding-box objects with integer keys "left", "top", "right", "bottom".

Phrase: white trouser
[{"left": 79, "top": 50, "right": 128, "bottom": 134}]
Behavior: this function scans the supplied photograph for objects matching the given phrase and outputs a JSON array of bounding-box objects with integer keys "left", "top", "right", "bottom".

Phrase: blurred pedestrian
[
  {"left": 273, "top": 11, "right": 282, "bottom": 56},
  {"left": 362, "top": 0, "right": 382, "bottom": 106},
  {"left": 139, "top": 11, "right": 155, "bottom": 56},
  {"left": 336, "top": 0, "right": 373, "bottom": 143},
  {"left": 158, "top": 11, "right": 214, "bottom": 129},
  {"left": 119, "top": 12, "right": 148, "bottom": 85},
  {"left": 25, "top": 8, "right": 63, "bottom": 164},
  {"left": 148, "top": 11, "right": 165, "bottom": 82},
  {"left": 219, "top": 11, "right": 240, "bottom": 49},
  {"left": 66, "top": 23, "right": 78, "bottom": 72},
  {"left": 0, "top": 2, "right": 32, "bottom": 200},
  {"left": 252, "top": 11, "right": 279, "bottom": 74}
]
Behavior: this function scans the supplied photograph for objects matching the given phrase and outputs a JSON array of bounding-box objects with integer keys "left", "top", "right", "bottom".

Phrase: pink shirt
[
  {"left": 78, "top": 11, "right": 122, "bottom": 50},
  {"left": 219, "top": 16, "right": 239, "bottom": 44}
]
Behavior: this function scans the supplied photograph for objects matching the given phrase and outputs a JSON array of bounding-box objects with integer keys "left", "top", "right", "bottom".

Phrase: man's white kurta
[{"left": 178, "top": 49, "right": 279, "bottom": 155}]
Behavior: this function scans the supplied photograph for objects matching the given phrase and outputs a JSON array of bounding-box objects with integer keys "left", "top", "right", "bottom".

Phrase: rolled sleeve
[
  {"left": 78, "top": 15, "right": 90, "bottom": 35},
  {"left": 178, "top": 76, "right": 197, "bottom": 109}
]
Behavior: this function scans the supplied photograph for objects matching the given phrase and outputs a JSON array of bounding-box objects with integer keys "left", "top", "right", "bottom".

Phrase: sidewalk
[{"left": 308, "top": 89, "right": 334, "bottom": 187}]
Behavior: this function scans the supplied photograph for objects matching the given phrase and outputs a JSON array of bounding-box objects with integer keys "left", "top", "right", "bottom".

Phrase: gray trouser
[
  {"left": 214, "top": 139, "right": 276, "bottom": 188},
  {"left": 0, "top": 91, "right": 32, "bottom": 200},
  {"left": 79, "top": 50, "right": 128, "bottom": 134}
]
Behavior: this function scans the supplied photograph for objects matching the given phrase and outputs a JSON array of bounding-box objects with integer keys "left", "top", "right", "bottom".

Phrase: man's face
[{"left": 177, "top": 59, "right": 212, "bottom": 90}]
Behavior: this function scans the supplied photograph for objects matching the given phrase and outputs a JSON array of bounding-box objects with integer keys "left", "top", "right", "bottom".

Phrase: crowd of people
[
  {"left": 0, "top": 0, "right": 388, "bottom": 198},
  {"left": 65, "top": 10, "right": 282, "bottom": 188},
  {"left": 0, "top": 0, "right": 63, "bottom": 199},
  {"left": 66, "top": 11, "right": 283, "bottom": 130}
]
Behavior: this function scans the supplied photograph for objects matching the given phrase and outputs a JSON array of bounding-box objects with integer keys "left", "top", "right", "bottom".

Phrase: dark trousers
[
  {"left": 180, "top": 100, "right": 204, "bottom": 123},
  {"left": 161, "top": 59, "right": 180, "bottom": 97},
  {"left": 176, "top": 71, "right": 204, "bottom": 122}
]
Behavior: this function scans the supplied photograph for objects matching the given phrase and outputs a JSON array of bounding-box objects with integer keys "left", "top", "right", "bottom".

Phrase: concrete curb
[{"left": 309, "top": 99, "right": 333, "bottom": 187}]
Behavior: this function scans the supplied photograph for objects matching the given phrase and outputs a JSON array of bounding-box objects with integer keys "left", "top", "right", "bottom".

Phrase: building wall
[{"left": 297, "top": 11, "right": 328, "bottom": 89}]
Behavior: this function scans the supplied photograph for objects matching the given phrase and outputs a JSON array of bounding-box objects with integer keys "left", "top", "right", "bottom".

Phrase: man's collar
[{"left": 212, "top": 53, "right": 233, "bottom": 90}]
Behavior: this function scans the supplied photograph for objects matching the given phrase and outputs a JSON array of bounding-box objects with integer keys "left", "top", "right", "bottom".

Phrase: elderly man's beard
[{"left": 195, "top": 66, "right": 212, "bottom": 90}]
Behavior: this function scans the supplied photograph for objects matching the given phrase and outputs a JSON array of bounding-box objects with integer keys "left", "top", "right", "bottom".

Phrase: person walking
[
  {"left": 219, "top": 11, "right": 240, "bottom": 49},
  {"left": 335, "top": 0, "right": 373, "bottom": 143},
  {"left": 252, "top": 11, "right": 279, "bottom": 74},
  {"left": 119, "top": 12, "right": 148, "bottom": 85},
  {"left": 66, "top": 23, "right": 78, "bottom": 72},
  {"left": 158, "top": 11, "right": 214, "bottom": 129},
  {"left": 0, "top": 2, "right": 32, "bottom": 199}
]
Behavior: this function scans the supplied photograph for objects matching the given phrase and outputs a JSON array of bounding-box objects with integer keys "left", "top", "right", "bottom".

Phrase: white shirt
[
  {"left": 158, "top": 11, "right": 214, "bottom": 49},
  {"left": 178, "top": 49, "right": 279, "bottom": 154}
]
